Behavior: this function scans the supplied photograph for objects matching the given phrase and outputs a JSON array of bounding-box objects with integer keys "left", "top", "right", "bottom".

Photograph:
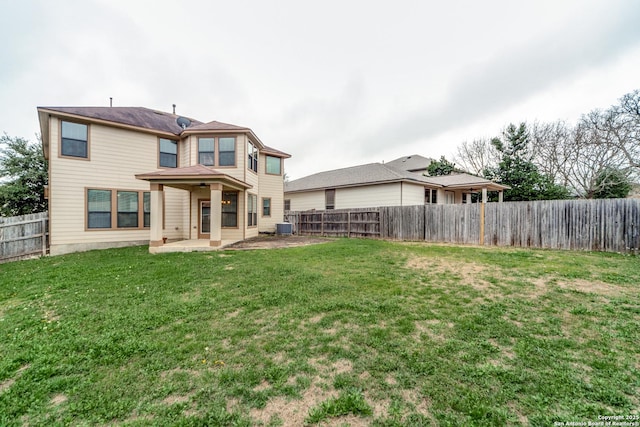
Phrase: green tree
[
  {"left": 426, "top": 156, "right": 456, "bottom": 176},
  {"left": 485, "top": 123, "right": 570, "bottom": 201},
  {"left": 0, "top": 134, "right": 48, "bottom": 216},
  {"left": 590, "top": 167, "right": 632, "bottom": 199}
]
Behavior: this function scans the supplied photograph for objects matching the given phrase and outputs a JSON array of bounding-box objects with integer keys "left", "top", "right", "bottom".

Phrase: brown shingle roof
[
  {"left": 185, "top": 120, "right": 249, "bottom": 132},
  {"left": 38, "top": 106, "right": 203, "bottom": 135},
  {"left": 262, "top": 145, "right": 291, "bottom": 158}
]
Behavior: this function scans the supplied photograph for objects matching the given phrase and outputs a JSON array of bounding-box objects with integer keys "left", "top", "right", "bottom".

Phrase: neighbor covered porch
[{"left": 135, "top": 165, "right": 253, "bottom": 254}]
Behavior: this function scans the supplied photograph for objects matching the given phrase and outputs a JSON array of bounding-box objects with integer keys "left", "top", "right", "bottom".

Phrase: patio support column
[
  {"left": 150, "top": 183, "right": 164, "bottom": 247},
  {"left": 482, "top": 188, "right": 488, "bottom": 203},
  {"left": 209, "top": 183, "right": 222, "bottom": 247},
  {"left": 465, "top": 193, "right": 472, "bottom": 204},
  {"left": 498, "top": 190, "right": 504, "bottom": 203}
]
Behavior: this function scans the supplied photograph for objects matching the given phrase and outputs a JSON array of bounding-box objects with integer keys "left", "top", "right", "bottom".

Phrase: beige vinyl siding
[
  {"left": 336, "top": 183, "right": 402, "bottom": 209},
  {"left": 286, "top": 190, "right": 325, "bottom": 211},
  {"left": 48, "top": 117, "right": 186, "bottom": 254},
  {"left": 180, "top": 136, "right": 190, "bottom": 167},
  {"left": 257, "top": 153, "right": 284, "bottom": 232},
  {"left": 400, "top": 183, "right": 427, "bottom": 206}
]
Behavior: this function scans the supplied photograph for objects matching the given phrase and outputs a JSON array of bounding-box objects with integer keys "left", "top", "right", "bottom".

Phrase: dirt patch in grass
[
  {"left": 225, "top": 235, "right": 332, "bottom": 250},
  {"left": 162, "top": 394, "right": 191, "bottom": 405},
  {"left": 0, "top": 364, "right": 30, "bottom": 394},
  {"left": 406, "top": 255, "right": 492, "bottom": 290},
  {"left": 250, "top": 381, "right": 338, "bottom": 426},
  {"left": 50, "top": 394, "right": 68, "bottom": 406},
  {"left": 556, "top": 279, "right": 626, "bottom": 296}
]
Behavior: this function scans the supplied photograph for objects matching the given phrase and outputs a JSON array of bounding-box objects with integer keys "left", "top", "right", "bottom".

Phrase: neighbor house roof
[
  {"left": 423, "top": 173, "right": 509, "bottom": 190},
  {"left": 385, "top": 154, "right": 434, "bottom": 172},
  {"left": 285, "top": 163, "right": 437, "bottom": 193},
  {"left": 285, "top": 160, "right": 509, "bottom": 193}
]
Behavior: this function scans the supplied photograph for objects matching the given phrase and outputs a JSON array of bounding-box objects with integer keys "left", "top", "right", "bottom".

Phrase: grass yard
[{"left": 0, "top": 239, "right": 639, "bottom": 426}]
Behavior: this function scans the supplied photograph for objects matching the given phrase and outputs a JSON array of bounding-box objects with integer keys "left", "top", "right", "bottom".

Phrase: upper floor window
[
  {"left": 198, "top": 138, "right": 215, "bottom": 166},
  {"left": 61, "top": 121, "right": 88, "bottom": 158},
  {"left": 218, "top": 137, "right": 236, "bottom": 166},
  {"left": 247, "top": 141, "right": 258, "bottom": 172},
  {"left": 159, "top": 138, "right": 178, "bottom": 168},
  {"left": 266, "top": 156, "right": 281, "bottom": 175}
]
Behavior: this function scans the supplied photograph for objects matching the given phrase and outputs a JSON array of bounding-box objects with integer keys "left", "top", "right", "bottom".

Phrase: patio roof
[{"left": 135, "top": 165, "right": 252, "bottom": 191}]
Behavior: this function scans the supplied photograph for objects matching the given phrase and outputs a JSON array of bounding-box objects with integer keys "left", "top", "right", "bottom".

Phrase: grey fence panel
[{"left": 0, "top": 212, "right": 49, "bottom": 263}]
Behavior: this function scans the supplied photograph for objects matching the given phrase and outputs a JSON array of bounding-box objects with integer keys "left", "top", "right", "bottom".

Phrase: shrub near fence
[
  {"left": 286, "top": 198, "right": 640, "bottom": 254},
  {"left": 0, "top": 212, "right": 49, "bottom": 263}
]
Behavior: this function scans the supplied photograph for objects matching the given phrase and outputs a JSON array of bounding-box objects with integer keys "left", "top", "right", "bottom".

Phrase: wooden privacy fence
[
  {"left": 285, "top": 198, "right": 640, "bottom": 254},
  {"left": 0, "top": 212, "right": 49, "bottom": 263}
]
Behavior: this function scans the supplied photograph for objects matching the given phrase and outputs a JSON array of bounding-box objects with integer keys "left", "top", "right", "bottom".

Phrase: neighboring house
[
  {"left": 37, "top": 106, "right": 290, "bottom": 255},
  {"left": 284, "top": 155, "right": 507, "bottom": 211}
]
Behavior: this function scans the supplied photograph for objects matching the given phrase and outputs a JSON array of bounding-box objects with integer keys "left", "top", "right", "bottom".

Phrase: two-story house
[{"left": 37, "top": 106, "right": 290, "bottom": 255}]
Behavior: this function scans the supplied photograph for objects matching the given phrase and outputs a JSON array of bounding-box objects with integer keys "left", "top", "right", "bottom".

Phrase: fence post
[
  {"left": 41, "top": 217, "right": 47, "bottom": 256},
  {"left": 347, "top": 211, "right": 351, "bottom": 238},
  {"left": 480, "top": 188, "right": 487, "bottom": 245}
]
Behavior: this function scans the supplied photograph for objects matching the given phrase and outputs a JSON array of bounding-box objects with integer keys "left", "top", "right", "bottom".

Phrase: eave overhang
[{"left": 135, "top": 165, "right": 252, "bottom": 192}]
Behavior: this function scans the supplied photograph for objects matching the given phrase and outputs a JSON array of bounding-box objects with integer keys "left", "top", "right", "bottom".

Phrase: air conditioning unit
[{"left": 276, "top": 223, "right": 292, "bottom": 235}]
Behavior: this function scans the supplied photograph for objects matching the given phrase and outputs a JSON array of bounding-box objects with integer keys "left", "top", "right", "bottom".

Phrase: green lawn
[{"left": 0, "top": 239, "right": 638, "bottom": 426}]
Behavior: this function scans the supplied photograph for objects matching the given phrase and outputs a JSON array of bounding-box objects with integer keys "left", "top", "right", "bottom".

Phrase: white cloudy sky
[{"left": 1, "top": 0, "right": 639, "bottom": 179}]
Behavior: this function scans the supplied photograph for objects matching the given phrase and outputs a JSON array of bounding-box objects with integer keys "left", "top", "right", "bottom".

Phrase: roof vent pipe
[
  {"left": 172, "top": 104, "right": 176, "bottom": 115},
  {"left": 110, "top": 97, "right": 113, "bottom": 107}
]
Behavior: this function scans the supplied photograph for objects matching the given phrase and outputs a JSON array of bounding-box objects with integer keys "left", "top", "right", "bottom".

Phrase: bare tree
[
  {"left": 452, "top": 138, "right": 500, "bottom": 176},
  {"left": 529, "top": 120, "right": 574, "bottom": 186}
]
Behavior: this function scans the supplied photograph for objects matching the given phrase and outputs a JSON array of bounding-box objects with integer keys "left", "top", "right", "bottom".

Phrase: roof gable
[{"left": 385, "top": 154, "right": 434, "bottom": 172}]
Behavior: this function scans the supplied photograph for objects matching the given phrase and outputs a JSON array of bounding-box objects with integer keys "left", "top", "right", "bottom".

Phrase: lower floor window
[
  {"left": 87, "top": 188, "right": 150, "bottom": 229},
  {"left": 88, "top": 189, "right": 112, "bottom": 228},
  {"left": 222, "top": 192, "right": 238, "bottom": 227},
  {"left": 262, "top": 198, "right": 271, "bottom": 217},
  {"left": 248, "top": 193, "right": 258, "bottom": 226},
  {"left": 117, "top": 191, "right": 139, "bottom": 228}
]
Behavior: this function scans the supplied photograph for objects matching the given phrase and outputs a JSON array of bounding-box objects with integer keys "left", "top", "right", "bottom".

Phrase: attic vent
[{"left": 176, "top": 117, "right": 191, "bottom": 129}]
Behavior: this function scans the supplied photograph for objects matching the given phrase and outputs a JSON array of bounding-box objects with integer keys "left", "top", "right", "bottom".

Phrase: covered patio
[{"left": 135, "top": 165, "right": 252, "bottom": 254}]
